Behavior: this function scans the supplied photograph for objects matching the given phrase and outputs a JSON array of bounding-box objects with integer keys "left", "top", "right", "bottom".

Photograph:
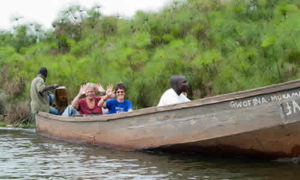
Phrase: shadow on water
[{"left": 1, "top": 127, "right": 300, "bottom": 179}]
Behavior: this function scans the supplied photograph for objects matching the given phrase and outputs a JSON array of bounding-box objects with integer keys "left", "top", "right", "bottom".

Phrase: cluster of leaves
[{"left": 0, "top": 0, "right": 299, "bottom": 122}]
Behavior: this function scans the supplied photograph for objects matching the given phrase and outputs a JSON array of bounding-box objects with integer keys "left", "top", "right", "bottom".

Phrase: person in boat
[
  {"left": 98, "top": 82, "right": 133, "bottom": 114},
  {"left": 62, "top": 82, "right": 106, "bottom": 116},
  {"left": 157, "top": 75, "right": 190, "bottom": 106},
  {"left": 30, "top": 67, "right": 59, "bottom": 116},
  {"left": 181, "top": 91, "right": 188, "bottom": 97}
]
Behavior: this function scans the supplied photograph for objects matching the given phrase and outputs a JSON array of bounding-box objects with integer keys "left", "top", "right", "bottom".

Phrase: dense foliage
[{"left": 0, "top": 0, "right": 299, "bottom": 123}]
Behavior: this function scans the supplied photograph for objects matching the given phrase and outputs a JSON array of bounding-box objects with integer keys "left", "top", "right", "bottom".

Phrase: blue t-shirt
[{"left": 106, "top": 99, "right": 133, "bottom": 114}]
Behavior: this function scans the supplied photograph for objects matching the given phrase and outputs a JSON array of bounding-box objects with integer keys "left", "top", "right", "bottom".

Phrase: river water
[{"left": 1, "top": 127, "right": 300, "bottom": 179}]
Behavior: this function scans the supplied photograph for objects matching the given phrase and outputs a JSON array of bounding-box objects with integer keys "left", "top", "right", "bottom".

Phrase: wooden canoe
[{"left": 36, "top": 79, "right": 300, "bottom": 158}]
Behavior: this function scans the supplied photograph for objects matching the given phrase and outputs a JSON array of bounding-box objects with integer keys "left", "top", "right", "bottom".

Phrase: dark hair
[
  {"left": 39, "top": 67, "right": 48, "bottom": 77},
  {"left": 170, "top": 75, "right": 185, "bottom": 87},
  {"left": 115, "top": 82, "right": 127, "bottom": 92}
]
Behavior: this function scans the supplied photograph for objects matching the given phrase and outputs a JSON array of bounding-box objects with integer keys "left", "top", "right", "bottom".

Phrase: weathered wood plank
[{"left": 36, "top": 79, "right": 300, "bottom": 158}]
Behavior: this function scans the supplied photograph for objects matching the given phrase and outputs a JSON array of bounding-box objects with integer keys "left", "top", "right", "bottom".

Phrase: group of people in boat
[{"left": 30, "top": 67, "right": 190, "bottom": 118}]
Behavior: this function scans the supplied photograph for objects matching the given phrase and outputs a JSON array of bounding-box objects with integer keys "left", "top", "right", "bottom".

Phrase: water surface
[{"left": 1, "top": 127, "right": 300, "bottom": 179}]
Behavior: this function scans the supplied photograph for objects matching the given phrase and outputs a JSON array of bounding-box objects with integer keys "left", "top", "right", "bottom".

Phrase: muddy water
[{"left": 1, "top": 127, "right": 300, "bottom": 179}]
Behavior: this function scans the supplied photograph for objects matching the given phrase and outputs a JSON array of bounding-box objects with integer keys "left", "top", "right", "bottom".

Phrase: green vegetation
[
  {"left": 0, "top": 121, "right": 6, "bottom": 127},
  {"left": 0, "top": 0, "right": 299, "bottom": 124}
]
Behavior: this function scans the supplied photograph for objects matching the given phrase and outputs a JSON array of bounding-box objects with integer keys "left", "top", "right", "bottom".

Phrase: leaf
[{"left": 261, "top": 35, "right": 277, "bottom": 47}]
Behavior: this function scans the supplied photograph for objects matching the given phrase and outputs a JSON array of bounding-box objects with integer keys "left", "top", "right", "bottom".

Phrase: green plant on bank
[
  {"left": 11, "top": 116, "right": 35, "bottom": 128},
  {"left": 0, "top": 122, "right": 6, "bottom": 127},
  {"left": 0, "top": 0, "right": 299, "bottom": 125}
]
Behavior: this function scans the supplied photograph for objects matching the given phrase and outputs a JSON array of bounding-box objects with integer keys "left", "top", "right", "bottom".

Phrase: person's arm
[
  {"left": 36, "top": 78, "right": 58, "bottom": 95},
  {"left": 41, "top": 84, "right": 59, "bottom": 93},
  {"left": 36, "top": 79, "right": 46, "bottom": 94},
  {"left": 71, "top": 85, "right": 86, "bottom": 109},
  {"left": 95, "top": 83, "right": 106, "bottom": 95},
  {"left": 127, "top": 100, "right": 133, "bottom": 112},
  {"left": 98, "top": 84, "right": 114, "bottom": 107},
  {"left": 98, "top": 95, "right": 108, "bottom": 108}
]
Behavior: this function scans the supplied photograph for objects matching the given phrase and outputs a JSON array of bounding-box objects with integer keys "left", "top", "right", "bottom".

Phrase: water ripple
[{"left": 1, "top": 128, "right": 300, "bottom": 179}]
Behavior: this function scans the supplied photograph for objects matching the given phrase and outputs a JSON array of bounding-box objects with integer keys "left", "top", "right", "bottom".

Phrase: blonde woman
[{"left": 62, "top": 83, "right": 105, "bottom": 116}]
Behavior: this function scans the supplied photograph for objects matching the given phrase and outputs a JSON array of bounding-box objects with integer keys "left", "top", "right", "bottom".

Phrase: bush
[{"left": 0, "top": 0, "right": 299, "bottom": 124}]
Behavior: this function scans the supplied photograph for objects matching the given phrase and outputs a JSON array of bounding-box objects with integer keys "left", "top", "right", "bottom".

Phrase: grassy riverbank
[{"left": 0, "top": 0, "right": 299, "bottom": 125}]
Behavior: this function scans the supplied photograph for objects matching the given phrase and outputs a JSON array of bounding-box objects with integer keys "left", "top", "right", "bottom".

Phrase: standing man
[
  {"left": 158, "top": 75, "right": 191, "bottom": 106},
  {"left": 30, "top": 67, "right": 59, "bottom": 117}
]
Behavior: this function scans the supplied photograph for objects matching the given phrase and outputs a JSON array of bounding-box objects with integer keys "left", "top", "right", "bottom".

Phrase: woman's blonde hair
[{"left": 85, "top": 82, "right": 97, "bottom": 92}]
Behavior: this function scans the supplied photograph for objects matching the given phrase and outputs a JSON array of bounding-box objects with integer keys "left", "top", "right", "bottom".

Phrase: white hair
[{"left": 85, "top": 82, "right": 97, "bottom": 92}]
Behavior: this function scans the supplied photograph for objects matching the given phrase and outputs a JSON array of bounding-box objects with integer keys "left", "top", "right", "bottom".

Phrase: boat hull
[{"left": 36, "top": 80, "right": 300, "bottom": 158}]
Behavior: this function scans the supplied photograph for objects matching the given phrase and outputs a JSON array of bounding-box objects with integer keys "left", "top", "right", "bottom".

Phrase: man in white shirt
[{"left": 158, "top": 75, "right": 191, "bottom": 106}]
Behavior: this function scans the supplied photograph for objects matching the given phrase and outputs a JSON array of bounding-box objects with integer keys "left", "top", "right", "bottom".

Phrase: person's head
[
  {"left": 85, "top": 82, "right": 97, "bottom": 100},
  {"left": 170, "top": 75, "right": 188, "bottom": 95},
  {"left": 115, "top": 82, "right": 126, "bottom": 102},
  {"left": 39, "top": 67, "right": 48, "bottom": 78}
]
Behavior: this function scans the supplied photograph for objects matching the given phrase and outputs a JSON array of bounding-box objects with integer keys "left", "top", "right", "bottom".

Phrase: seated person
[
  {"left": 158, "top": 75, "right": 191, "bottom": 106},
  {"left": 62, "top": 82, "right": 105, "bottom": 116},
  {"left": 54, "top": 86, "right": 69, "bottom": 114},
  {"left": 98, "top": 83, "right": 133, "bottom": 114}
]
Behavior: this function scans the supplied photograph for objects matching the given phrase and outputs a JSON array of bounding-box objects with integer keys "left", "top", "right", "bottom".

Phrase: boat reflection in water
[{"left": 2, "top": 127, "right": 300, "bottom": 179}]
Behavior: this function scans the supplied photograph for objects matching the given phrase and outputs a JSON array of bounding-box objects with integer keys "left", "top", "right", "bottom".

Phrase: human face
[
  {"left": 85, "top": 87, "right": 96, "bottom": 99},
  {"left": 177, "top": 77, "right": 188, "bottom": 93},
  {"left": 116, "top": 88, "right": 125, "bottom": 102}
]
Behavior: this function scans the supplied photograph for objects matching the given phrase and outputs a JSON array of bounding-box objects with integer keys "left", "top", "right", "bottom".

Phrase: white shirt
[{"left": 157, "top": 88, "right": 190, "bottom": 107}]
